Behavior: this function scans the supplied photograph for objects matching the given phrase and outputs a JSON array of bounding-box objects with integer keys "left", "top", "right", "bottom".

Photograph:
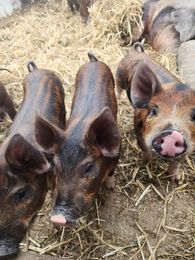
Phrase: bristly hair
[{"left": 58, "top": 136, "right": 87, "bottom": 174}]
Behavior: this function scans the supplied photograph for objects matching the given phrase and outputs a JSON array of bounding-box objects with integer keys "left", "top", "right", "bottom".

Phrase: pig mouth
[
  {"left": 0, "top": 237, "right": 19, "bottom": 258},
  {"left": 152, "top": 130, "right": 187, "bottom": 159}
]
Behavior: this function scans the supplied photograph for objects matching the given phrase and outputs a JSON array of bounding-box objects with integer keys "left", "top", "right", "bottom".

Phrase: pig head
[
  {"left": 0, "top": 61, "right": 66, "bottom": 258},
  {"left": 35, "top": 53, "right": 120, "bottom": 225},
  {"left": 116, "top": 51, "right": 195, "bottom": 182}
]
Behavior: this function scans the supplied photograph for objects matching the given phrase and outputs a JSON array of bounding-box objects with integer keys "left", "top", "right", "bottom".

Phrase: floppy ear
[
  {"left": 5, "top": 134, "right": 51, "bottom": 174},
  {"left": 131, "top": 62, "right": 162, "bottom": 108},
  {"left": 35, "top": 115, "right": 64, "bottom": 151},
  {"left": 86, "top": 107, "right": 120, "bottom": 157}
]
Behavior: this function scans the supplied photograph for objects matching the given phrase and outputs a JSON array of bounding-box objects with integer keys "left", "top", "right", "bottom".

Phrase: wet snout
[
  {"left": 152, "top": 130, "right": 187, "bottom": 158},
  {"left": 0, "top": 238, "right": 19, "bottom": 259}
]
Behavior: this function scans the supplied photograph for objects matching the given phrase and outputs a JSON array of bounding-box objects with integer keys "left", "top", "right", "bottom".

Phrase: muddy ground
[{"left": 0, "top": 1, "right": 194, "bottom": 259}]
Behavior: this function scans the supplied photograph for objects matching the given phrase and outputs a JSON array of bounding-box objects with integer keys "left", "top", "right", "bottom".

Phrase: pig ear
[
  {"left": 131, "top": 63, "right": 162, "bottom": 108},
  {"left": 35, "top": 115, "right": 64, "bottom": 151},
  {"left": 5, "top": 134, "right": 51, "bottom": 174},
  {"left": 86, "top": 107, "right": 120, "bottom": 157}
]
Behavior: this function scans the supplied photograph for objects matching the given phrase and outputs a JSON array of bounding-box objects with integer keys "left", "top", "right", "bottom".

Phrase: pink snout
[
  {"left": 152, "top": 130, "right": 187, "bottom": 158},
  {"left": 50, "top": 215, "right": 67, "bottom": 225}
]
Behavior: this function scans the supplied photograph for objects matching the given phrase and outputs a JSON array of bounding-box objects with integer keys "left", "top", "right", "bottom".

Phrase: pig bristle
[
  {"left": 88, "top": 52, "right": 98, "bottom": 62},
  {"left": 27, "top": 61, "right": 38, "bottom": 72}
]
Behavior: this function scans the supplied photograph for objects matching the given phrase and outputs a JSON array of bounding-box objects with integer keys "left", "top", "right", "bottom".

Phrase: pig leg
[
  {"left": 134, "top": 111, "right": 152, "bottom": 163},
  {"left": 79, "top": 0, "right": 90, "bottom": 23},
  {"left": 136, "top": 134, "right": 152, "bottom": 163},
  {"left": 105, "top": 170, "right": 115, "bottom": 190},
  {"left": 166, "top": 160, "right": 181, "bottom": 184},
  {"left": 115, "top": 84, "right": 124, "bottom": 99}
]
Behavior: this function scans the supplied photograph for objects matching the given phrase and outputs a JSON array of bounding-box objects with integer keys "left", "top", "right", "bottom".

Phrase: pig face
[
  {"left": 35, "top": 107, "right": 120, "bottom": 225},
  {"left": 132, "top": 63, "right": 195, "bottom": 160},
  {"left": 0, "top": 134, "right": 51, "bottom": 258}
]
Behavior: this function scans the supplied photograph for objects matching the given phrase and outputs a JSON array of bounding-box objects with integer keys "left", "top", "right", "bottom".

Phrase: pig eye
[
  {"left": 190, "top": 109, "right": 195, "bottom": 121},
  {"left": 14, "top": 187, "right": 28, "bottom": 204},
  {"left": 149, "top": 106, "right": 158, "bottom": 117},
  {"left": 85, "top": 163, "right": 94, "bottom": 175}
]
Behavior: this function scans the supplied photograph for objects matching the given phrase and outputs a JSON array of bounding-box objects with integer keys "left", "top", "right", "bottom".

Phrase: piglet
[
  {"left": 0, "top": 62, "right": 66, "bottom": 258},
  {"left": 116, "top": 45, "right": 193, "bottom": 183},
  {"left": 35, "top": 53, "right": 120, "bottom": 225}
]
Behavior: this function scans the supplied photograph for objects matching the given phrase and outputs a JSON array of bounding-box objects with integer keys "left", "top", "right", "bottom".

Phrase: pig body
[
  {"left": 116, "top": 46, "right": 194, "bottom": 182},
  {"left": 67, "top": 0, "right": 97, "bottom": 22},
  {"left": 135, "top": 0, "right": 195, "bottom": 52},
  {"left": 0, "top": 81, "right": 16, "bottom": 121},
  {"left": 36, "top": 53, "right": 120, "bottom": 225},
  {"left": 0, "top": 62, "right": 66, "bottom": 258}
]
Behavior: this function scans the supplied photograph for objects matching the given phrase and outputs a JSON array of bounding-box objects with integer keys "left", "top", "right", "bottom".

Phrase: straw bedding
[{"left": 0, "top": 0, "right": 194, "bottom": 259}]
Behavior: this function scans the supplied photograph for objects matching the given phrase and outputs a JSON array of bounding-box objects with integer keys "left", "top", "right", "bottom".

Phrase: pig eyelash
[{"left": 148, "top": 106, "right": 159, "bottom": 117}]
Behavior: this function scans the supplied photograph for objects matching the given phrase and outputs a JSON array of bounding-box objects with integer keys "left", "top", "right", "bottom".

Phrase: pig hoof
[
  {"left": 105, "top": 175, "right": 115, "bottom": 190},
  {"left": 170, "top": 175, "right": 180, "bottom": 185},
  {"left": 165, "top": 172, "right": 180, "bottom": 185}
]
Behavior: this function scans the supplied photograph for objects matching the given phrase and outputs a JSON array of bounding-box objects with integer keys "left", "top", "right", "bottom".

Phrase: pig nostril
[
  {"left": 175, "top": 142, "right": 183, "bottom": 147},
  {"left": 156, "top": 138, "right": 164, "bottom": 145}
]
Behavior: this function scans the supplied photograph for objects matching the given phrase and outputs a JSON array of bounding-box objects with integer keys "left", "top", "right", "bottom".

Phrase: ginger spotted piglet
[{"left": 116, "top": 45, "right": 194, "bottom": 183}]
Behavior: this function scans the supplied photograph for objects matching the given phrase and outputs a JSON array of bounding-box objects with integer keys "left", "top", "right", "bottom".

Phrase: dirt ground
[{"left": 0, "top": 0, "right": 194, "bottom": 259}]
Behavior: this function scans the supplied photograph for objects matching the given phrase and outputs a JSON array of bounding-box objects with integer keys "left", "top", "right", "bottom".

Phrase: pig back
[
  {"left": 70, "top": 60, "right": 117, "bottom": 122},
  {"left": 9, "top": 68, "right": 66, "bottom": 140}
]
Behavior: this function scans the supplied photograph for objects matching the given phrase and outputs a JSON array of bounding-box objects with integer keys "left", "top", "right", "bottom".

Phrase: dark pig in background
[
  {"left": 134, "top": 0, "right": 195, "bottom": 52},
  {"left": 0, "top": 62, "right": 66, "bottom": 258},
  {"left": 36, "top": 53, "right": 120, "bottom": 226},
  {"left": 116, "top": 45, "right": 194, "bottom": 182},
  {"left": 67, "top": 0, "right": 98, "bottom": 22}
]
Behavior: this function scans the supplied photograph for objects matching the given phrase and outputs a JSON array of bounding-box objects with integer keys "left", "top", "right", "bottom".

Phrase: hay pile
[{"left": 0, "top": 0, "right": 194, "bottom": 259}]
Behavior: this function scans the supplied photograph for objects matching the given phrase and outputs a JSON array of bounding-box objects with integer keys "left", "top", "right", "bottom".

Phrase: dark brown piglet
[
  {"left": 35, "top": 53, "right": 120, "bottom": 226},
  {"left": 116, "top": 46, "right": 194, "bottom": 182},
  {"left": 0, "top": 62, "right": 66, "bottom": 258}
]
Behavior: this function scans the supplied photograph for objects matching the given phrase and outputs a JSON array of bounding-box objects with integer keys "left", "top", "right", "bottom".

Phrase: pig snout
[
  {"left": 0, "top": 237, "right": 19, "bottom": 258},
  {"left": 50, "top": 205, "right": 78, "bottom": 226},
  {"left": 152, "top": 130, "right": 187, "bottom": 158}
]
